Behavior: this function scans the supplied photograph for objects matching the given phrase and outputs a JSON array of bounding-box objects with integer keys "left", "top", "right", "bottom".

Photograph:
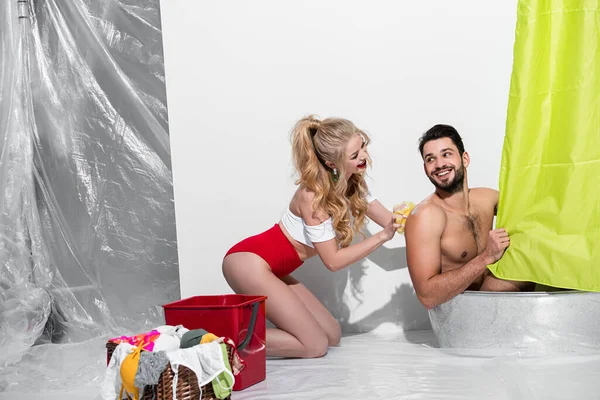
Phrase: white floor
[{"left": 2, "top": 330, "right": 600, "bottom": 400}]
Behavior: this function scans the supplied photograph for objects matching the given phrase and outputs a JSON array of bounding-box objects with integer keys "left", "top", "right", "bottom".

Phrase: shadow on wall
[{"left": 292, "top": 237, "right": 431, "bottom": 335}]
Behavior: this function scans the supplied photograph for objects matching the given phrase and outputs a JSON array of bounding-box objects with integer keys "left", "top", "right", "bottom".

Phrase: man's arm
[
  {"left": 405, "top": 205, "right": 493, "bottom": 309},
  {"left": 490, "top": 189, "right": 499, "bottom": 216}
]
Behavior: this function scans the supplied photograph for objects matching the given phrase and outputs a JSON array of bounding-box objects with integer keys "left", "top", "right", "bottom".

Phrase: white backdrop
[{"left": 159, "top": 0, "right": 517, "bottom": 332}]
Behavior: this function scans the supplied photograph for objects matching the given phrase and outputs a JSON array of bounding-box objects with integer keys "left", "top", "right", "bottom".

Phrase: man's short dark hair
[{"left": 418, "top": 124, "right": 465, "bottom": 157}]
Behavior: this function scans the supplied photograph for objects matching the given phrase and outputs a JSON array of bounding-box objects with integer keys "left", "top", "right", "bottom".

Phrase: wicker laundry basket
[{"left": 106, "top": 341, "right": 233, "bottom": 400}]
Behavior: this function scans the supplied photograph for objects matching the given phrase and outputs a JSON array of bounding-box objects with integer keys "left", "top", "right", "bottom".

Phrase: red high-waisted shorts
[{"left": 224, "top": 224, "right": 303, "bottom": 278}]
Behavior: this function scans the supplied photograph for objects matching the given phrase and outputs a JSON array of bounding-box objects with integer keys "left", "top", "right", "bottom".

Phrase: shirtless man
[{"left": 404, "top": 124, "right": 533, "bottom": 309}]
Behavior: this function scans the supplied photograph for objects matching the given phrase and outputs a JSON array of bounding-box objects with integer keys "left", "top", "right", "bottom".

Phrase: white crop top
[{"left": 280, "top": 193, "right": 377, "bottom": 248}]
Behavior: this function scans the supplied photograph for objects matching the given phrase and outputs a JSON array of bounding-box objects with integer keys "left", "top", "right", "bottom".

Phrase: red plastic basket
[{"left": 162, "top": 294, "right": 267, "bottom": 391}]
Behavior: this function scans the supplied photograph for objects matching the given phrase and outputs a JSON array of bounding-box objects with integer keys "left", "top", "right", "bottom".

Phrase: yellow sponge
[{"left": 393, "top": 201, "right": 415, "bottom": 234}]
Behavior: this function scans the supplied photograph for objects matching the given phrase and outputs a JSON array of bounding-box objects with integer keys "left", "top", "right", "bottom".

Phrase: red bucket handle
[{"left": 237, "top": 301, "right": 259, "bottom": 351}]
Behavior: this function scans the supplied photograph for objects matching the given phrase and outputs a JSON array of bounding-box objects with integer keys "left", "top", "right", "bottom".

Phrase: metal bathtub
[{"left": 428, "top": 290, "right": 600, "bottom": 350}]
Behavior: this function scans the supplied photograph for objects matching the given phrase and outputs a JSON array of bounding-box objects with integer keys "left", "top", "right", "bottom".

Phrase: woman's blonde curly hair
[{"left": 291, "top": 115, "right": 372, "bottom": 248}]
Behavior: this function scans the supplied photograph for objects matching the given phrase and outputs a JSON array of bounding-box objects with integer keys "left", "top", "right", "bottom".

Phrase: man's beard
[{"left": 428, "top": 162, "right": 465, "bottom": 194}]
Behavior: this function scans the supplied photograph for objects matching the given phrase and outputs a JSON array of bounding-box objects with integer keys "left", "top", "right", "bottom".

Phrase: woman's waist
[{"left": 278, "top": 221, "right": 317, "bottom": 261}]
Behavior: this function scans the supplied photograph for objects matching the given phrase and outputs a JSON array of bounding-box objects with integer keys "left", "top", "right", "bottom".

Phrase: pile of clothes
[{"left": 101, "top": 325, "right": 245, "bottom": 400}]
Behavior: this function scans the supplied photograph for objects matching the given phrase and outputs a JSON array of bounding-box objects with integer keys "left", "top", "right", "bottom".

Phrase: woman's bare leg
[
  {"left": 280, "top": 275, "right": 341, "bottom": 347},
  {"left": 223, "top": 253, "right": 329, "bottom": 358}
]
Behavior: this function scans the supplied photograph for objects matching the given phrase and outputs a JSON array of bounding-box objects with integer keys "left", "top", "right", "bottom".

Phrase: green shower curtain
[{"left": 487, "top": 0, "right": 600, "bottom": 291}]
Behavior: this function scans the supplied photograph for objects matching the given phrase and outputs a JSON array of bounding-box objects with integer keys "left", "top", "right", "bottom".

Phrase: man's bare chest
[{"left": 440, "top": 211, "right": 493, "bottom": 268}]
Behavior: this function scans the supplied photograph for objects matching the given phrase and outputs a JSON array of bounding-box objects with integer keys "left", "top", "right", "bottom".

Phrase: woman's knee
[
  {"left": 302, "top": 332, "right": 329, "bottom": 358},
  {"left": 327, "top": 322, "right": 342, "bottom": 347}
]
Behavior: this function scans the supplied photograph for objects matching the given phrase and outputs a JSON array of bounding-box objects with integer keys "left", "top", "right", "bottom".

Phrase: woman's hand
[{"left": 380, "top": 215, "right": 402, "bottom": 241}]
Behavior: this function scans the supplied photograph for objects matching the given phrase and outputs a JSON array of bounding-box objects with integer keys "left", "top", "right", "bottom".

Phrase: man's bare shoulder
[
  {"left": 470, "top": 187, "right": 498, "bottom": 198},
  {"left": 469, "top": 187, "right": 499, "bottom": 207},
  {"left": 406, "top": 199, "right": 447, "bottom": 234}
]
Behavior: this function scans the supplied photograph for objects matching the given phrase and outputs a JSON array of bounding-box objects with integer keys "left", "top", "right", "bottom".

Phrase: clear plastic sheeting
[
  {"left": 234, "top": 331, "right": 600, "bottom": 400},
  {"left": 0, "top": 0, "right": 178, "bottom": 393},
  {"left": 2, "top": 330, "right": 600, "bottom": 399},
  {"left": 0, "top": 337, "right": 109, "bottom": 398}
]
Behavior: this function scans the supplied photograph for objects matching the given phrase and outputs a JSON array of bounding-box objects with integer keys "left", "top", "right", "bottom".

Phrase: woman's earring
[{"left": 332, "top": 168, "right": 339, "bottom": 182}]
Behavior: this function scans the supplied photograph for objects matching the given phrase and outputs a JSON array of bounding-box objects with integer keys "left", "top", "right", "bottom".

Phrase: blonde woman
[{"left": 222, "top": 115, "right": 400, "bottom": 358}]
